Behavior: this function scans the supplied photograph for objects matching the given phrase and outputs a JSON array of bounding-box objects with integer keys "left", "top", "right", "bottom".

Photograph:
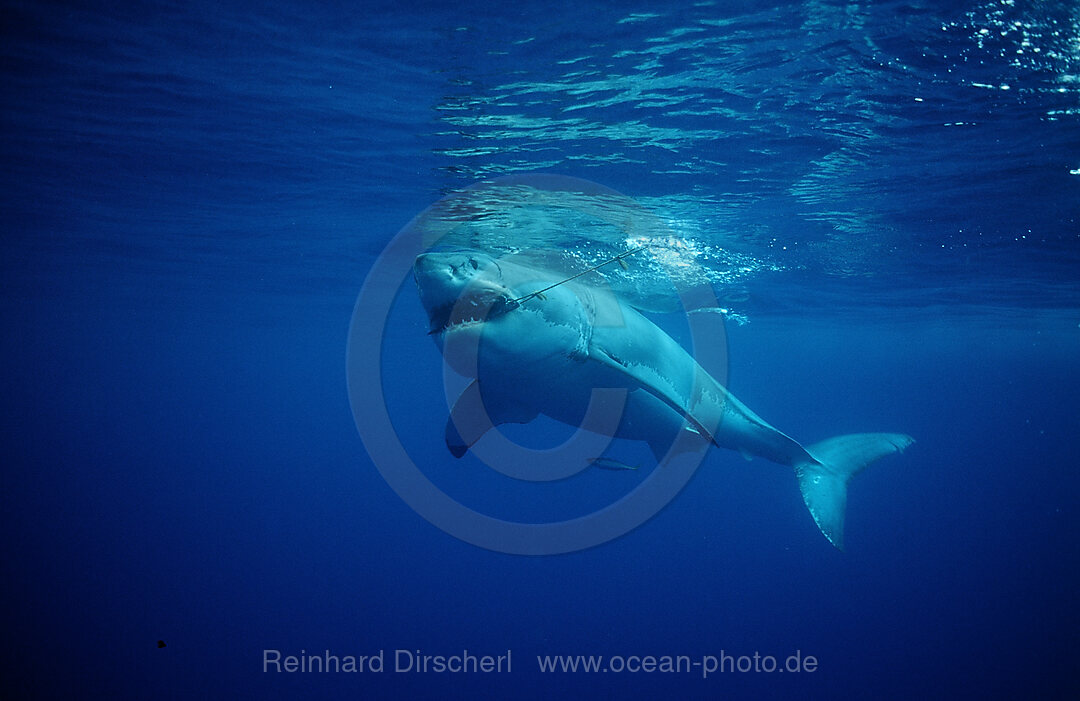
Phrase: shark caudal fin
[{"left": 794, "top": 433, "right": 915, "bottom": 550}]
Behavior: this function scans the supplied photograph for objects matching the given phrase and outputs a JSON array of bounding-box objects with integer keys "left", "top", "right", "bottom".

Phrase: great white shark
[{"left": 413, "top": 250, "right": 914, "bottom": 550}]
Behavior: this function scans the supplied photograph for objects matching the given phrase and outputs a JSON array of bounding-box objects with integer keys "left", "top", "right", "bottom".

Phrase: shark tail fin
[{"left": 794, "top": 433, "right": 915, "bottom": 551}]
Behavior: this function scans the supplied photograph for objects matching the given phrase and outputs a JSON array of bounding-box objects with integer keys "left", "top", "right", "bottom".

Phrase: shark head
[
  {"left": 413, "top": 251, "right": 520, "bottom": 338},
  {"left": 413, "top": 250, "right": 599, "bottom": 379}
]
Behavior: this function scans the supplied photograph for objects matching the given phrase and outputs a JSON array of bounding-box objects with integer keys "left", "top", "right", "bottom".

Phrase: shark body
[{"left": 413, "top": 250, "right": 914, "bottom": 549}]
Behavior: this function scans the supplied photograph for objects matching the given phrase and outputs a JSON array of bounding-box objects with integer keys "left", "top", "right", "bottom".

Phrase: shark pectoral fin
[
  {"left": 795, "top": 433, "right": 915, "bottom": 550},
  {"left": 589, "top": 346, "right": 716, "bottom": 444},
  {"left": 445, "top": 414, "right": 471, "bottom": 458},
  {"left": 445, "top": 380, "right": 540, "bottom": 458},
  {"left": 445, "top": 381, "right": 483, "bottom": 457}
]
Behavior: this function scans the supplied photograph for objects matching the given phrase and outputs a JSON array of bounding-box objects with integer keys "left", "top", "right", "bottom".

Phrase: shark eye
[{"left": 469, "top": 259, "right": 478, "bottom": 270}]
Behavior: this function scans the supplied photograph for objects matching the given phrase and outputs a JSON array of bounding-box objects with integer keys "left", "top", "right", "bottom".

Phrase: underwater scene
[{"left": 2, "top": 0, "right": 1078, "bottom": 698}]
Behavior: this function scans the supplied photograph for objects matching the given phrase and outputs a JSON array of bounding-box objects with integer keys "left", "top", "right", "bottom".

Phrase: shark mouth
[{"left": 426, "top": 293, "right": 520, "bottom": 335}]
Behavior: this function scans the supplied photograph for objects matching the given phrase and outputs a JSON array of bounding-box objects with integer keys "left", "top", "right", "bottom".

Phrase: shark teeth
[
  {"left": 428, "top": 315, "right": 485, "bottom": 335},
  {"left": 427, "top": 296, "right": 517, "bottom": 335}
]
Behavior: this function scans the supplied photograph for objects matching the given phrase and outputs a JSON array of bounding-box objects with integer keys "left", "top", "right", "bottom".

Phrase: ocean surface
[{"left": 2, "top": 0, "right": 1078, "bottom": 698}]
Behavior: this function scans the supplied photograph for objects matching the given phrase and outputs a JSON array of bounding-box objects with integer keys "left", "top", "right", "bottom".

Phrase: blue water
[{"left": 2, "top": 0, "right": 1078, "bottom": 698}]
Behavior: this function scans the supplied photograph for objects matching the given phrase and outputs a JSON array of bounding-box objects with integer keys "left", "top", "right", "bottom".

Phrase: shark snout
[
  {"left": 412, "top": 252, "right": 442, "bottom": 277},
  {"left": 413, "top": 253, "right": 472, "bottom": 306},
  {"left": 414, "top": 251, "right": 512, "bottom": 335},
  {"left": 413, "top": 252, "right": 504, "bottom": 296},
  {"left": 414, "top": 251, "right": 494, "bottom": 282}
]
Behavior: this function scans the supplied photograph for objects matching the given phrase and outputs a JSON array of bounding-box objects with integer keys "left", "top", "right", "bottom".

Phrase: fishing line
[{"left": 507, "top": 245, "right": 648, "bottom": 309}]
